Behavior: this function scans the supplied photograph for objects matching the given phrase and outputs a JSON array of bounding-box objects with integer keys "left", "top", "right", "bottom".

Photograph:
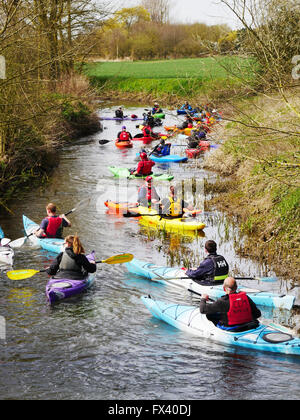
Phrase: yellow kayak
[{"left": 137, "top": 206, "right": 206, "bottom": 232}]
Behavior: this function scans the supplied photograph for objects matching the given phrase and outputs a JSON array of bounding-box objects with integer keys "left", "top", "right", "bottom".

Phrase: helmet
[
  {"left": 145, "top": 176, "right": 152, "bottom": 182},
  {"left": 140, "top": 152, "right": 147, "bottom": 159},
  {"left": 122, "top": 126, "right": 126, "bottom": 129}
]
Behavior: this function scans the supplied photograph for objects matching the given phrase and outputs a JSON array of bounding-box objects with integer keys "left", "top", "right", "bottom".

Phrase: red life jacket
[
  {"left": 44, "top": 216, "right": 63, "bottom": 238},
  {"left": 227, "top": 292, "right": 253, "bottom": 326},
  {"left": 119, "top": 131, "right": 130, "bottom": 141},
  {"left": 142, "top": 127, "right": 151, "bottom": 137},
  {"left": 136, "top": 160, "right": 155, "bottom": 175}
]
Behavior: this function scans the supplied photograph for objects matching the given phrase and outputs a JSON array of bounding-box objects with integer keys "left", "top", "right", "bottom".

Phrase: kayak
[
  {"left": 115, "top": 140, "right": 133, "bottom": 148},
  {"left": 136, "top": 207, "right": 205, "bottom": 232},
  {"left": 0, "top": 226, "right": 4, "bottom": 239},
  {"left": 177, "top": 109, "right": 196, "bottom": 115},
  {"left": 104, "top": 201, "right": 139, "bottom": 213},
  {"left": 23, "top": 215, "right": 64, "bottom": 254},
  {"left": 141, "top": 296, "right": 300, "bottom": 357},
  {"left": 0, "top": 246, "right": 14, "bottom": 265},
  {"left": 185, "top": 148, "right": 201, "bottom": 158},
  {"left": 153, "top": 113, "right": 165, "bottom": 119},
  {"left": 100, "top": 117, "right": 144, "bottom": 121},
  {"left": 164, "top": 126, "right": 193, "bottom": 136},
  {"left": 108, "top": 166, "right": 174, "bottom": 181},
  {"left": 136, "top": 153, "right": 187, "bottom": 163},
  {"left": 46, "top": 252, "right": 96, "bottom": 304},
  {"left": 125, "top": 259, "right": 296, "bottom": 310}
]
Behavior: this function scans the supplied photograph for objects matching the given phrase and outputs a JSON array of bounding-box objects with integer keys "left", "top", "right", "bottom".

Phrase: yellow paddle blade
[
  {"left": 100, "top": 253, "right": 134, "bottom": 265},
  {"left": 7, "top": 269, "right": 41, "bottom": 280}
]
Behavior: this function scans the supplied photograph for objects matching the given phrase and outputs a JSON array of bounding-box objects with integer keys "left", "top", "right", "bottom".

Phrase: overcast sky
[{"left": 115, "top": 0, "right": 243, "bottom": 29}]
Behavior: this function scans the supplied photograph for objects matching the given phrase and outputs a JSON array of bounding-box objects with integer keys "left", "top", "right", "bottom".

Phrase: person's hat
[
  {"left": 140, "top": 152, "right": 147, "bottom": 159},
  {"left": 122, "top": 126, "right": 126, "bottom": 129}
]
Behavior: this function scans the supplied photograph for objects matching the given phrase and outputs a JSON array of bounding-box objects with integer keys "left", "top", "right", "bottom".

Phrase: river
[{"left": 0, "top": 105, "right": 299, "bottom": 400}]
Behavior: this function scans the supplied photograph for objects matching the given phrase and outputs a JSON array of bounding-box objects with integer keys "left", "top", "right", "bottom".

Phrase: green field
[{"left": 84, "top": 56, "right": 255, "bottom": 98}]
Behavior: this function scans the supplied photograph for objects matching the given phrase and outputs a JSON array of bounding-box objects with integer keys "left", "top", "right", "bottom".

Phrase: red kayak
[
  {"left": 185, "top": 148, "right": 201, "bottom": 158},
  {"left": 115, "top": 140, "right": 133, "bottom": 148}
]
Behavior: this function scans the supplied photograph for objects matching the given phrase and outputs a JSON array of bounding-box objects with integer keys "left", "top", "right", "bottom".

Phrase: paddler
[
  {"left": 199, "top": 277, "right": 261, "bottom": 331},
  {"left": 130, "top": 152, "right": 155, "bottom": 177},
  {"left": 115, "top": 107, "right": 124, "bottom": 119},
  {"left": 183, "top": 240, "right": 229, "bottom": 285},
  {"left": 35, "top": 203, "right": 71, "bottom": 239},
  {"left": 152, "top": 102, "right": 163, "bottom": 115},
  {"left": 45, "top": 234, "right": 96, "bottom": 280},
  {"left": 116, "top": 126, "right": 132, "bottom": 143},
  {"left": 137, "top": 176, "right": 160, "bottom": 208},
  {"left": 160, "top": 186, "right": 193, "bottom": 218}
]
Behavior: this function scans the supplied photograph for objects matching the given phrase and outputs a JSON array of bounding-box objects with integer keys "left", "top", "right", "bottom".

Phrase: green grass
[{"left": 84, "top": 56, "right": 255, "bottom": 97}]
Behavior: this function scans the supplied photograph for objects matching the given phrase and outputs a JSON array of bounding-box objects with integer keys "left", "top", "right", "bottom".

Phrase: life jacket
[
  {"left": 205, "top": 254, "right": 229, "bottom": 282},
  {"left": 44, "top": 216, "right": 63, "bottom": 238},
  {"left": 227, "top": 292, "right": 253, "bottom": 326},
  {"left": 142, "top": 127, "right": 151, "bottom": 137},
  {"left": 168, "top": 196, "right": 183, "bottom": 217},
  {"left": 119, "top": 131, "right": 130, "bottom": 141},
  {"left": 136, "top": 159, "right": 155, "bottom": 175},
  {"left": 58, "top": 249, "right": 85, "bottom": 279}
]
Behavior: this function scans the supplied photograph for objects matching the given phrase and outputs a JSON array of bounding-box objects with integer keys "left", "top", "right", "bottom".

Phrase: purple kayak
[
  {"left": 46, "top": 252, "right": 96, "bottom": 304},
  {"left": 99, "top": 116, "right": 144, "bottom": 121}
]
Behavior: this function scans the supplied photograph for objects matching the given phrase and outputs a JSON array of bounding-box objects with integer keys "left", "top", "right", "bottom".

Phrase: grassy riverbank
[
  {"left": 84, "top": 56, "right": 255, "bottom": 102},
  {"left": 203, "top": 90, "right": 300, "bottom": 281}
]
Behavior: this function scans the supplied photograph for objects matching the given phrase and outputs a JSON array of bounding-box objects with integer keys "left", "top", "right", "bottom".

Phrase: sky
[{"left": 115, "top": 0, "right": 243, "bottom": 29}]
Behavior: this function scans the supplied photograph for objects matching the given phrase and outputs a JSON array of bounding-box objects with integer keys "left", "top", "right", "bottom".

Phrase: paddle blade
[
  {"left": 99, "top": 253, "right": 134, "bottom": 265},
  {"left": 7, "top": 269, "right": 41, "bottom": 280}
]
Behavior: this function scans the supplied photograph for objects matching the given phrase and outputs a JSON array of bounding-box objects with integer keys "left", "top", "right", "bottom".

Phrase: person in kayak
[
  {"left": 199, "top": 276, "right": 261, "bottom": 331},
  {"left": 130, "top": 152, "right": 155, "bottom": 177},
  {"left": 183, "top": 240, "right": 229, "bottom": 285},
  {"left": 160, "top": 185, "right": 193, "bottom": 218},
  {"left": 180, "top": 101, "right": 193, "bottom": 111},
  {"left": 178, "top": 115, "right": 193, "bottom": 130},
  {"left": 115, "top": 107, "right": 124, "bottom": 118},
  {"left": 35, "top": 203, "right": 71, "bottom": 239},
  {"left": 151, "top": 139, "right": 171, "bottom": 157},
  {"left": 137, "top": 176, "right": 160, "bottom": 208},
  {"left": 152, "top": 102, "right": 163, "bottom": 115},
  {"left": 116, "top": 126, "right": 132, "bottom": 142},
  {"left": 45, "top": 234, "right": 96, "bottom": 280}
]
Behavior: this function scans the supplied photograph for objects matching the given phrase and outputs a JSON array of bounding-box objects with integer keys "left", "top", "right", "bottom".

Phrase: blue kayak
[
  {"left": 136, "top": 153, "right": 187, "bottom": 163},
  {"left": 0, "top": 226, "right": 4, "bottom": 239},
  {"left": 126, "top": 258, "right": 295, "bottom": 310},
  {"left": 142, "top": 295, "right": 300, "bottom": 357},
  {"left": 177, "top": 109, "right": 196, "bottom": 115},
  {"left": 23, "top": 215, "right": 64, "bottom": 254}
]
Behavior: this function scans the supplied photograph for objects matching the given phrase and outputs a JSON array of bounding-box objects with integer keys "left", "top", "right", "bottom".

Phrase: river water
[{"left": 0, "top": 105, "right": 299, "bottom": 400}]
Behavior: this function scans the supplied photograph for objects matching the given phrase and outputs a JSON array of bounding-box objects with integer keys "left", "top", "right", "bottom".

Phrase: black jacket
[{"left": 46, "top": 247, "right": 96, "bottom": 279}]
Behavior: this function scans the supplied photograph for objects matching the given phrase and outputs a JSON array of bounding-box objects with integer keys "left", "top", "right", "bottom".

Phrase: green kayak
[
  {"left": 108, "top": 166, "right": 174, "bottom": 181},
  {"left": 153, "top": 113, "right": 165, "bottom": 119}
]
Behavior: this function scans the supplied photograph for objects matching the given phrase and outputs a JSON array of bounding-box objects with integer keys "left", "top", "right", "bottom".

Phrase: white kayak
[{"left": 0, "top": 246, "right": 14, "bottom": 266}]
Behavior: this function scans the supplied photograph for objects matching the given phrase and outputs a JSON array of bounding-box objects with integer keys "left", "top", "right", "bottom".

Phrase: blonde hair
[{"left": 64, "top": 234, "right": 85, "bottom": 255}]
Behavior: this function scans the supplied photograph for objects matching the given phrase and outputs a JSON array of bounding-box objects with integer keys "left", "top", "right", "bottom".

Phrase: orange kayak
[
  {"left": 104, "top": 201, "right": 139, "bottom": 214},
  {"left": 115, "top": 140, "right": 133, "bottom": 148}
]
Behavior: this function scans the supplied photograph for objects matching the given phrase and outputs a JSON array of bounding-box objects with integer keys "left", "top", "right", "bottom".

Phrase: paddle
[
  {"left": 7, "top": 253, "right": 134, "bottom": 280},
  {"left": 9, "top": 196, "right": 93, "bottom": 249},
  {"left": 99, "top": 140, "right": 110, "bottom": 145}
]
